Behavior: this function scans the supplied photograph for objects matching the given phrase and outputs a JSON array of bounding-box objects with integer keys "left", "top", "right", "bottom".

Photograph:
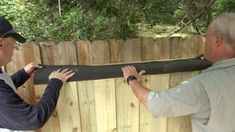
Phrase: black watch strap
[{"left": 127, "top": 75, "right": 137, "bottom": 85}]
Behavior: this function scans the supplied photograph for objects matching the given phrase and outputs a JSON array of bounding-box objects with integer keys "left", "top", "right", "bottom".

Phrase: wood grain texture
[
  {"left": 110, "top": 38, "right": 141, "bottom": 132},
  {"left": 5, "top": 37, "right": 205, "bottom": 132},
  {"left": 167, "top": 37, "right": 201, "bottom": 132},
  {"left": 141, "top": 38, "right": 170, "bottom": 132}
]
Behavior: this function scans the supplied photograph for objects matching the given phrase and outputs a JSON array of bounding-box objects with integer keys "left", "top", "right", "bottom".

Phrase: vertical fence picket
[
  {"left": 91, "top": 40, "right": 116, "bottom": 132},
  {"left": 38, "top": 41, "right": 61, "bottom": 132},
  {"left": 55, "top": 41, "right": 82, "bottom": 132},
  {"left": 110, "top": 38, "right": 141, "bottom": 132},
  {"left": 167, "top": 37, "right": 202, "bottom": 132},
  {"left": 141, "top": 37, "right": 171, "bottom": 132},
  {"left": 76, "top": 41, "right": 97, "bottom": 132}
]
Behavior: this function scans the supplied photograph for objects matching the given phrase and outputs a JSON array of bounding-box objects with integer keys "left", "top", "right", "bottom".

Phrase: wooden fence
[{"left": 6, "top": 37, "right": 204, "bottom": 132}]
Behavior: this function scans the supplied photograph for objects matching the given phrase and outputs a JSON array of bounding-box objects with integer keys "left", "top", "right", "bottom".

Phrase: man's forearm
[
  {"left": 11, "top": 69, "right": 30, "bottom": 88},
  {"left": 128, "top": 80, "right": 151, "bottom": 108}
]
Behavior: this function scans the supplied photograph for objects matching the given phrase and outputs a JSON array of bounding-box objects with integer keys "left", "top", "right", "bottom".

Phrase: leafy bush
[{"left": 1, "top": 0, "right": 235, "bottom": 42}]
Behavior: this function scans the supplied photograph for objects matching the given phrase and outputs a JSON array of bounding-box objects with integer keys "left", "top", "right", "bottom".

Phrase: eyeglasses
[{"left": 1, "top": 33, "right": 21, "bottom": 50}]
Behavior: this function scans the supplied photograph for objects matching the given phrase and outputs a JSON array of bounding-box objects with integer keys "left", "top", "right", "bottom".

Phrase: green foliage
[
  {"left": 1, "top": 0, "right": 235, "bottom": 42},
  {"left": 174, "top": 2, "right": 187, "bottom": 21},
  {"left": 214, "top": 0, "right": 235, "bottom": 14}
]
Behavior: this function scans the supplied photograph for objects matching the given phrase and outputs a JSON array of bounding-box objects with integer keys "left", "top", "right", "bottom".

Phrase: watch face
[
  {"left": 129, "top": 76, "right": 137, "bottom": 80},
  {"left": 127, "top": 75, "right": 137, "bottom": 85}
]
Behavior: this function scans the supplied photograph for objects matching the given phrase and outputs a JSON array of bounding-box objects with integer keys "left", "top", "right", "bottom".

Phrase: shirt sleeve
[
  {"left": 10, "top": 69, "right": 30, "bottom": 88},
  {"left": 147, "top": 77, "right": 210, "bottom": 117},
  {"left": 0, "top": 78, "right": 63, "bottom": 130}
]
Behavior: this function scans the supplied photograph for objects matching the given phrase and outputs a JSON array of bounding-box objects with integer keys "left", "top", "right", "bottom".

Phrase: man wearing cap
[
  {"left": 0, "top": 16, "right": 75, "bottom": 131},
  {"left": 122, "top": 12, "right": 235, "bottom": 132}
]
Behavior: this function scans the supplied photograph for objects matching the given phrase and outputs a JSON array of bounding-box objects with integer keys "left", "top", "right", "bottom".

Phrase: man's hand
[
  {"left": 122, "top": 65, "right": 149, "bottom": 108},
  {"left": 122, "top": 65, "right": 145, "bottom": 81},
  {"left": 49, "top": 69, "right": 75, "bottom": 83},
  {"left": 24, "top": 62, "right": 42, "bottom": 75}
]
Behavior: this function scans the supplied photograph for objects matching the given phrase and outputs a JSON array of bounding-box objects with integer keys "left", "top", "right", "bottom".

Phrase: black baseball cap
[{"left": 0, "top": 16, "right": 26, "bottom": 43}]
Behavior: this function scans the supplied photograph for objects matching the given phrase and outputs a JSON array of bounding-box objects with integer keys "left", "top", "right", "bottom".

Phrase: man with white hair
[
  {"left": 122, "top": 12, "right": 235, "bottom": 132},
  {"left": 0, "top": 16, "right": 75, "bottom": 131}
]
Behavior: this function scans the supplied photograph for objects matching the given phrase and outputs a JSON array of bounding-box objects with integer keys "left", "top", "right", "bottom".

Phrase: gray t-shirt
[{"left": 147, "top": 58, "right": 235, "bottom": 132}]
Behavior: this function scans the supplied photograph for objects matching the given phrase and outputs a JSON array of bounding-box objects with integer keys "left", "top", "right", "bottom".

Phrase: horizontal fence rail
[{"left": 34, "top": 56, "right": 211, "bottom": 84}]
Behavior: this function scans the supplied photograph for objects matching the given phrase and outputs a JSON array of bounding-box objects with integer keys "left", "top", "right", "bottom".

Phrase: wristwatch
[{"left": 127, "top": 75, "right": 137, "bottom": 85}]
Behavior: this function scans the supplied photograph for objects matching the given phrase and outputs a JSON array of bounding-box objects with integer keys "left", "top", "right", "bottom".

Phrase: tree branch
[{"left": 168, "top": 0, "right": 215, "bottom": 37}]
